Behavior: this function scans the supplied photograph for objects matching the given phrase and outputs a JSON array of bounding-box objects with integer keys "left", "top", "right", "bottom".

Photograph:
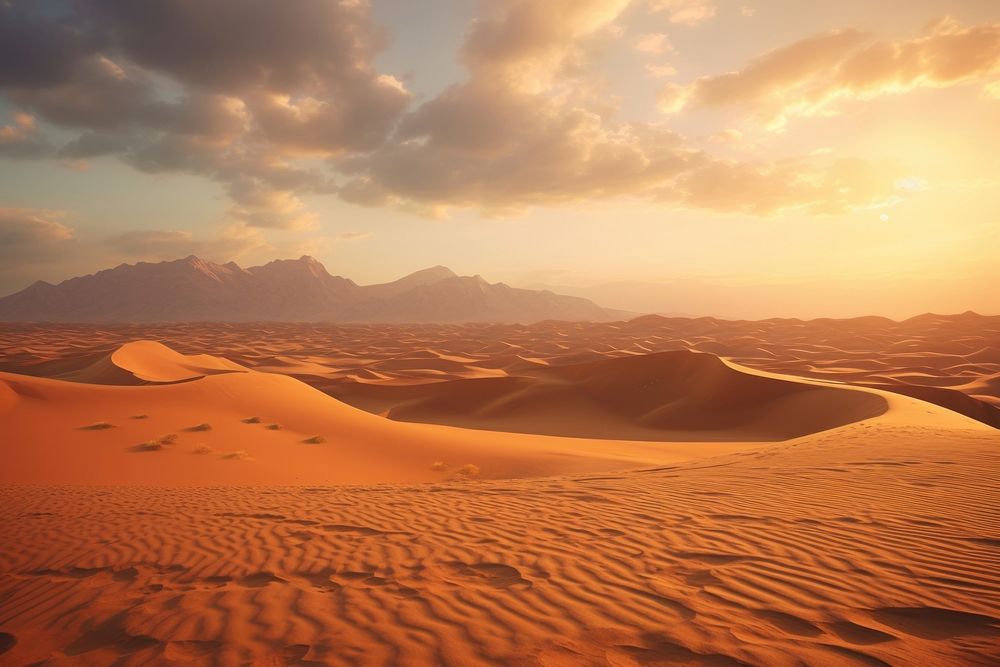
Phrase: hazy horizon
[{"left": 2, "top": 251, "right": 997, "bottom": 321}]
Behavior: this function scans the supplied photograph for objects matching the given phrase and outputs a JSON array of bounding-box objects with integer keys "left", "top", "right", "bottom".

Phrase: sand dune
[
  {"left": 2, "top": 339, "right": 947, "bottom": 486},
  {"left": 335, "top": 350, "right": 888, "bottom": 441},
  {"left": 2, "top": 314, "right": 995, "bottom": 427},
  {"left": 1, "top": 319, "right": 998, "bottom": 665},
  {"left": 1, "top": 422, "right": 997, "bottom": 665},
  {"left": 0, "top": 343, "right": 780, "bottom": 486}
]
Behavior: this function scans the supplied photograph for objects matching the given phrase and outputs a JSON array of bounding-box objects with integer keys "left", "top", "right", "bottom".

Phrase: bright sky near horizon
[{"left": 1, "top": 0, "right": 998, "bottom": 317}]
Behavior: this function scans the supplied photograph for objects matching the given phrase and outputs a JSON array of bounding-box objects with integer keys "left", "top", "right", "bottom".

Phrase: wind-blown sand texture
[{"left": 1, "top": 315, "right": 998, "bottom": 665}]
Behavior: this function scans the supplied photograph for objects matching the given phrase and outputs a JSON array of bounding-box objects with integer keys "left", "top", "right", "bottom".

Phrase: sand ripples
[{"left": 2, "top": 423, "right": 998, "bottom": 665}]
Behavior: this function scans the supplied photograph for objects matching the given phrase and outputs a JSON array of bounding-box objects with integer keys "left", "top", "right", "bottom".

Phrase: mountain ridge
[{"left": 0, "top": 256, "right": 616, "bottom": 324}]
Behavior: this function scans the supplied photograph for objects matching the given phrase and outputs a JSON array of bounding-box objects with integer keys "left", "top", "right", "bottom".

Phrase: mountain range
[{"left": 0, "top": 256, "right": 618, "bottom": 323}]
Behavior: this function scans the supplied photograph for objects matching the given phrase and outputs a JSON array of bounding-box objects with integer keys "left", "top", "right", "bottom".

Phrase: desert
[
  {"left": 2, "top": 0, "right": 1000, "bottom": 664},
  {"left": 1, "top": 315, "right": 999, "bottom": 665}
]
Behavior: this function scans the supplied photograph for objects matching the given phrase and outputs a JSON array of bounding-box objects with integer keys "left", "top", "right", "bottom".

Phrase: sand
[
  {"left": 0, "top": 316, "right": 998, "bottom": 665},
  {"left": 2, "top": 314, "right": 996, "bottom": 427}
]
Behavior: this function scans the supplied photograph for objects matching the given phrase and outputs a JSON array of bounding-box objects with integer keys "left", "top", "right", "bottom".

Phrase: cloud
[
  {"left": 667, "top": 157, "right": 904, "bottom": 215},
  {"left": 335, "top": 1, "right": 906, "bottom": 217},
  {"left": 656, "top": 82, "right": 688, "bottom": 112},
  {"left": 649, "top": 0, "right": 717, "bottom": 27},
  {"left": 0, "top": 0, "right": 408, "bottom": 227},
  {"left": 0, "top": 208, "right": 74, "bottom": 261},
  {"left": 0, "top": 111, "right": 51, "bottom": 157},
  {"left": 646, "top": 63, "right": 678, "bottom": 78},
  {"left": 105, "top": 225, "right": 267, "bottom": 261},
  {"left": 224, "top": 177, "right": 318, "bottom": 230},
  {"left": 330, "top": 0, "right": 920, "bottom": 216},
  {"left": 0, "top": 0, "right": 936, "bottom": 223},
  {"left": 634, "top": 33, "right": 673, "bottom": 55},
  {"left": 665, "top": 18, "right": 1000, "bottom": 127},
  {"left": 334, "top": 232, "right": 373, "bottom": 241}
]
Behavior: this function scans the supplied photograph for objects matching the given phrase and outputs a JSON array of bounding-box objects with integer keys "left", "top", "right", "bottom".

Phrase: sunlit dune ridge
[{"left": 0, "top": 320, "right": 998, "bottom": 665}]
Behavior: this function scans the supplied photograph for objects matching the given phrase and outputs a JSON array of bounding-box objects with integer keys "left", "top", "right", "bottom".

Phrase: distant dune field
[{"left": 0, "top": 316, "right": 998, "bottom": 665}]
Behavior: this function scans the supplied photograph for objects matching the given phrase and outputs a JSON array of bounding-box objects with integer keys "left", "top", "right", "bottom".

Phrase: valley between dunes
[{"left": 0, "top": 317, "right": 998, "bottom": 665}]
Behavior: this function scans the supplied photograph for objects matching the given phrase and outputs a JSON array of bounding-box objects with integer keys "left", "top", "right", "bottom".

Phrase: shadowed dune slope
[
  {"left": 0, "top": 341, "right": 972, "bottom": 485},
  {"left": 0, "top": 335, "right": 998, "bottom": 665},
  {"left": 0, "top": 344, "right": 778, "bottom": 485},
  {"left": 334, "top": 350, "right": 889, "bottom": 441},
  {"left": 3, "top": 315, "right": 996, "bottom": 427}
]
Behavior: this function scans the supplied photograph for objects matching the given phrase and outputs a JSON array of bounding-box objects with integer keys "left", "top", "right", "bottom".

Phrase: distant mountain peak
[
  {"left": 0, "top": 256, "right": 613, "bottom": 323},
  {"left": 403, "top": 265, "right": 457, "bottom": 281},
  {"left": 251, "top": 255, "right": 334, "bottom": 280}
]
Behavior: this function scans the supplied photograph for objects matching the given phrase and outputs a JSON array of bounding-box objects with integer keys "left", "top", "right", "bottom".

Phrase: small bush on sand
[
  {"left": 157, "top": 434, "right": 178, "bottom": 445},
  {"left": 130, "top": 441, "right": 163, "bottom": 452},
  {"left": 221, "top": 450, "right": 252, "bottom": 460},
  {"left": 451, "top": 464, "right": 481, "bottom": 480},
  {"left": 129, "top": 414, "right": 149, "bottom": 420},
  {"left": 79, "top": 421, "right": 115, "bottom": 430},
  {"left": 186, "top": 423, "right": 212, "bottom": 432},
  {"left": 192, "top": 444, "right": 213, "bottom": 455},
  {"left": 241, "top": 417, "right": 262, "bottom": 424},
  {"left": 266, "top": 423, "right": 282, "bottom": 430},
  {"left": 430, "top": 461, "right": 449, "bottom": 471},
  {"left": 302, "top": 435, "right": 325, "bottom": 444}
]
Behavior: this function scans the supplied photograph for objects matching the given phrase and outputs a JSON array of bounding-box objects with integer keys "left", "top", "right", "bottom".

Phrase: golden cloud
[{"left": 665, "top": 18, "right": 1000, "bottom": 128}]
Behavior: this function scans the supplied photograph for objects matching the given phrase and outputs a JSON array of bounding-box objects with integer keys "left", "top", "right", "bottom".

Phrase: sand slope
[
  {"left": 336, "top": 350, "right": 888, "bottom": 441},
  {"left": 1, "top": 325, "right": 998, "bottom": 665},
  {"left": 3, "top": 315, "right": 995, "bottom": 428},
  {"left": 1, "top": 422, "right": 998, "bottom": 665},
  {"left": 0, "top": 340, "right": 984, "bottom": 487},
  {"left": 1, "top": 343, "right": 792, "bottom": 486}
]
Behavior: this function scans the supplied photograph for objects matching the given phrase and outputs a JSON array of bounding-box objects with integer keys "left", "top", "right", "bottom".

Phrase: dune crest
[
  {"left": 109, "top": 340, "right": 247, "bottom": 383},
  {"left": 0, "top": 326, "right": 997, "bottom": 665},
  {"left": 339, "top": 350, "right": 889, "bottom": 441},
  {"left": 0, "top": 340, "right": 983, "bottom": 486}
]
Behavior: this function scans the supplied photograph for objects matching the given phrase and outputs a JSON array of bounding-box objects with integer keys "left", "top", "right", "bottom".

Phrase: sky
[{"left": 1, "top": 0, "right": 998, "bottom": 318}]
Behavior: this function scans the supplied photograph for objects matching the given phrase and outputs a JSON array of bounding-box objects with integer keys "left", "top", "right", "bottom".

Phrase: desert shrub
[
  {"left": 452, "top": 464, "right": 481, "bottom": 480},
  {"left": 79, "top": 421, "right": 115, "bottom": 430}
]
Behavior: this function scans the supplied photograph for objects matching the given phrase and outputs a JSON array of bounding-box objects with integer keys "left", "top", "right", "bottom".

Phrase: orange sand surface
[
  {"left": 0, "top": 316, "right": 998, "bottom": 665},
  {"left": 2, "top": 314, "right": 996, "bottom": 428}
]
